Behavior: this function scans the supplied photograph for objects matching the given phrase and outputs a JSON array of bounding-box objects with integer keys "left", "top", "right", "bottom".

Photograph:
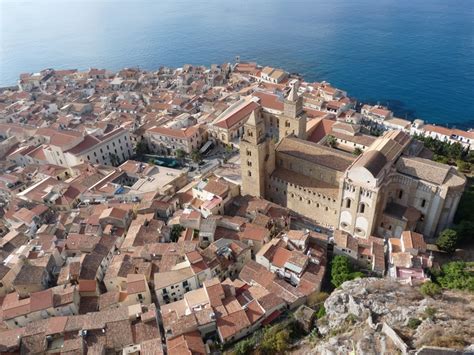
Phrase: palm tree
[{"left": 191, "top": 149, "right": 202, "bottom": 164}]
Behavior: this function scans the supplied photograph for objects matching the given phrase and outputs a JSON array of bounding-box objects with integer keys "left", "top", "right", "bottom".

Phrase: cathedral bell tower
[
  {"left": 279, "top": 80, "right": 307, "bottom": 141},
  {"left": 240, "top": 108, "right": 274, "bottom": 197}
]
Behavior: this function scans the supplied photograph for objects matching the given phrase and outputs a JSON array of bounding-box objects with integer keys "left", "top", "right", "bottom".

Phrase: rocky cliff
[{"left": 292, "top": 278, "right": 474, "bottom": 354}]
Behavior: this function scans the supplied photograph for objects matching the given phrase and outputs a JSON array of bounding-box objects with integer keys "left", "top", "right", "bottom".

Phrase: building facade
[{"left": 240, "top": 82, "right": 466, "bottom": 239}]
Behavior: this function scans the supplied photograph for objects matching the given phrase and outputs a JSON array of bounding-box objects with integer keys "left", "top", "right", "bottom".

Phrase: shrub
[
  {"left": 326, "top": 135, "right": 337, "bottom": 148},
  {"left": 316, "top": 305, "right": 326, "bottom": 319},
  {"left": 436, "top": 229, "right": 459, "bottom": 253},
  {"left": 345, "top": 313, "right": 358, "bottom": 325},
  {"left": 331, "top": 255, "right": 363, "bottom": 288},
  {"left": 408, "top": 318, "right": 422, "bottom": 330},
  {"left": 456, "top": 159, "right": 471, "bottom": 173},
  {"left": 233, "top": 337, "right": 255, "bottom": 355},
  {"left": 436, "top": 261, "right": 474, "bottom": 291},
  {"left": 259, "top": 327, "right": 290, "bottom": 354},
  {"left": 424, "top": 307, "right": 437, "bottom": 320},
  {"left": 430, "top": 334, "right": 468, "bottom": 349},
  {"left": 420, "top": 281, "right": 442, "bottom": 297}
]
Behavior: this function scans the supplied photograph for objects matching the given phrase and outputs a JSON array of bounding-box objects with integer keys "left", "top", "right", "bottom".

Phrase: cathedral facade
[{"left": 240, "top": 82, "right": 466, "bottom": 239}]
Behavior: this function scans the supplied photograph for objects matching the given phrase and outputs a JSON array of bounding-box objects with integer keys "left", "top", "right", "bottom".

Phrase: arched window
[
  {"left": 398, "top": 190, "right": 403, "bottom": 199},
  {"left": 345, "top": 199, "right": 351, "bottom": 208},
  {"left": 358, "top": 203, "right": 365, "bottom": 214}
]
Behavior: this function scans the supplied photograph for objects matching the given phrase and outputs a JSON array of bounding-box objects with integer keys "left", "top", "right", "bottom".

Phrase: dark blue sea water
[{"left": 1, "top": 0, "right": 473, "bottom": 128}]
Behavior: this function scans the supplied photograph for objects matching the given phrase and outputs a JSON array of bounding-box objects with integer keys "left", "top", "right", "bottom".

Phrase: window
[
  {"left": 247, "top": 161, "right": 252, "bottom": 167},
  {"left": 247, "top": 171, "right": 252, "bottom": 177},
  {"left": 398, "top": 190, "right": 403, "bottom": 199},
  {"left": 358, "top": 203, "right": 365, "bottom": 214},
  {"left": 421, "top": 199, "right": 426, "bottom": 208},
  {"left": 345, "top": 199, "right": 351, "bottom": 208}
]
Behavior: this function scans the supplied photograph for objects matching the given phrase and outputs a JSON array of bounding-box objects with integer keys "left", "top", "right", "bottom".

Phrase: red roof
[
  {"left": 214, "top": 101, "right": 259, "bottom": 129},
  {"left": 149, "top": 125, "right": 200, "bottom": 140},
  {"left": 253, "top": 91, "right": 284, "bottom": 111}
]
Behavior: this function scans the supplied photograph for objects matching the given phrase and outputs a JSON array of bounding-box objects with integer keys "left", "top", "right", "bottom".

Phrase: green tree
[
  {"left": 135, "top": 139, "right": 149, "bottom": 156},
  {"left": 108, "top": 153, "right": 121, "bottom": 166},
  {"left": 436, "top": 229, "right": 459, "bottom": 253},
  {"left": 448, "top": 142, "right": 464, "bottom": 160},
  {"left": 175, "top": 148, "right": 186, "bottom": 160},
  {"left": 233, "top": 338, "right": 255, "bottom": 355},
  {"left": 260, "top": 327, "right": 290, "bottom": 354},
  {"left": 454, "top": 220, "right": 474, "bottom": 243},
  {"left": 190, "top": 149, "right": 202, "bottom": 163},
  {"left": 420, "top": 281, "right": 441, "bottom": 297},
  {"left": 433, "top": 154, "right": 449, "bottom": 164},
  {"left": 353, "top": 147, "right": 363, "bottom": 156},
  {"left": 326, "top": 135, "right": 337, "bottom": 148},
  {"left": 436, "top": 261, "right": 474, "bottom": 291},
  {"left": 170, "top": 224, "right": 185, "bottom": 242},
  {"left": 331, "top": 255, "right": 363, "bottom": 288},
  {"left": 456, "top": 159, "right": 471, "bottom": 173}
]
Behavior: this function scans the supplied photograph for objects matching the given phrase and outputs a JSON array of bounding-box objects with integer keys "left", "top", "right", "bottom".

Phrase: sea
[{"left": 1, "top": 0, "right": 473, "bottom": 128}]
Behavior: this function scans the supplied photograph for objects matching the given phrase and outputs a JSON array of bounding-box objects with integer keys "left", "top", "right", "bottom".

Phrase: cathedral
[{"left": 240, "top": 81, "right": 466, "bottom": 239}]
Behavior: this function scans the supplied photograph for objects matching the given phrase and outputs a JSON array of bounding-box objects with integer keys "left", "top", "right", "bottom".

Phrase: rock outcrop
[{"left": 293, "top": 278, "right": 473, "bottom": 354}]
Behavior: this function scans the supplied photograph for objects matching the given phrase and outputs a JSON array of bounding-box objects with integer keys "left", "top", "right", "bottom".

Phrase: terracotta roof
[
  {"left": 30, "top": 289, "right": 54, "bottom": 312},
  {"left": 217, "top": 309, "right": 251, "bottom": 341},
  {"left": 272, "top": 247, "right": 292, "bottom": 268},
  {"left": 126, "top": 274, "right": 147, "bottom": 294},
  {"left": 253, "top": 91, "right": 284, "bottom": 111},
  {"left": 353, "top": 150, "right": 388, "bottom": 177},
  {"left": 214, "top": 100, "right": 259, "bottom": 129},
  {"left": 167, "top": 330, "right": 206, "bottom": 355},
  {"left": 240, "top": 223, "right": 269, "bottom": 242},
  {"left": 276, "top": 136, "right": 354, "bottom": 172},
  {"left": 148, "top": 125, "right": 200, "bottom": 140},
  {"left": 396, "top": 156, "right": 452, "bottom": 185},
  {"left": 401, "top": 231, "right": 426, "bottom": 251},
  {"left": 66, "top": 134, "right": 100, "bottom": 154}
]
